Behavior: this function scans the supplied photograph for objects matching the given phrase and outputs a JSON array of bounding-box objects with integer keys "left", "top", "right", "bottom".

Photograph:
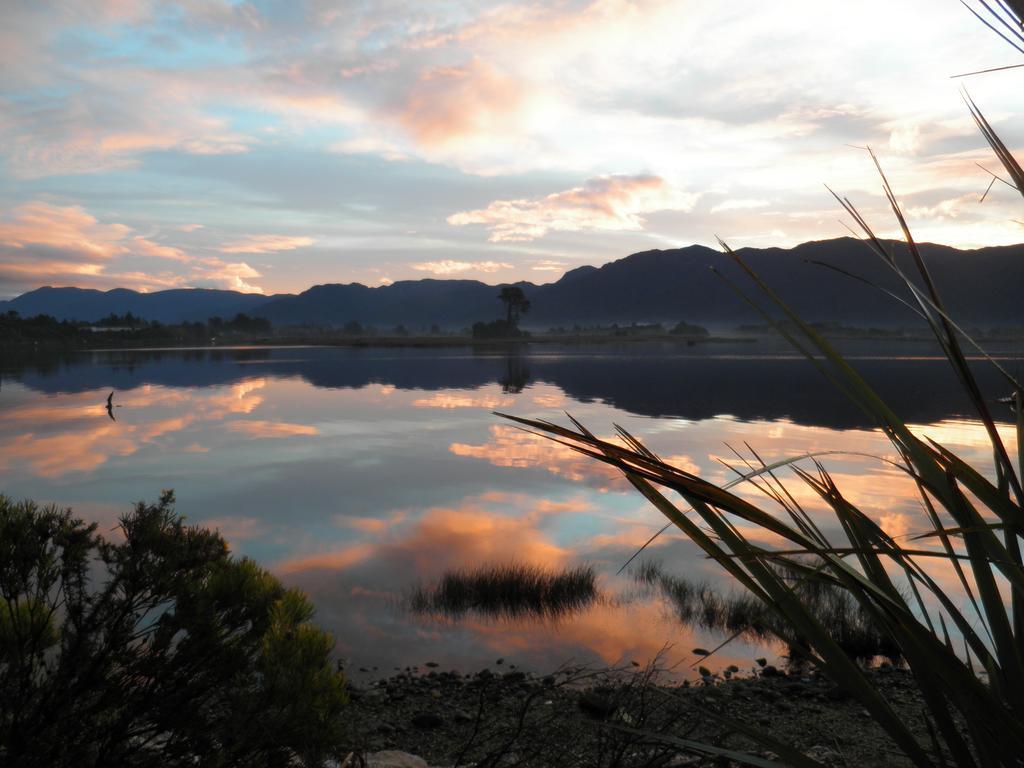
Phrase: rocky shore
[{"left": 340, "top": 661, "right": 932, "bottom": 767}]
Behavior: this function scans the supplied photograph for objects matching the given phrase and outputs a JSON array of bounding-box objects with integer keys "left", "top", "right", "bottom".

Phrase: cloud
[
  {"left": 710, "top": 198, "right": 771, "bottom": 214},
  {"left": 531, "top": 259, "right": 567, "bottom": 272},
  {"left": 201, "top": 516, "right": 267, "bottom": 543},
  {"left": 410, "top": 259, "right": 513, "bottom": 275},
  {"left": 0, "top": 380, "right": 275, "bottom": 479},
  {"left": 411, "top": 393, "right": 515, "bottom": 410},
  {"left": 905, "top": 193, "right": 978, "bottom": 221},
  {"left": 275, "top": 542, "right": 377, "bottom": 575},
  {"left": 226, "top": 420, "right": 319, "bottom": 438},
  {"left": 0, "top": 201, "right": 273, "bottom": 296},
  {"left": 219, "top": 235, "right": 316, "bottom": 254},
  {"left": 3, "top": 77, "right": 255, "bottom": 178},
  {"left": 130, "top": 236, "right": 191, "bottom": 263},
  {"left": 191, "top": 258, "right": 265, "bottom": 294},
  {"left": 0, "top": 201, "right": 130, "bottom": 259},
  {"left": 449, "top": 424, "right": 625, "bottom": 490},
  {"left": 447, "top": 175, "right": 700, "bottom": 242},
  {"left": 396, "top": 59, "right": 534, "bottom": 149},
  {"left": 0, "top": 202, "right": 187, "bottom": 293},
  {"left": 2, "top": 0, "right": 1023, "bottom": 297}
]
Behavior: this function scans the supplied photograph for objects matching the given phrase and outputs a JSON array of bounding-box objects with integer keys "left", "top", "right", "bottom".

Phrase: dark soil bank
[{"left": 342, "top": 662, "right": 934, "bottom": 767}]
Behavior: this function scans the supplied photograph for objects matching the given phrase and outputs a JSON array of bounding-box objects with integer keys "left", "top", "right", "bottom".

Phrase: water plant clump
[
  {"left": 408, "top": 562, "right": 598, "bottom": 621},
  {"left": 635, "top": 560, "right": 903, "bottom": 665}
]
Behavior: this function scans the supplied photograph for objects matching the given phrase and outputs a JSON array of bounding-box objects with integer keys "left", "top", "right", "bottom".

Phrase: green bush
[{"left": 0, "top": 491, "right": 347, "bottom": 767}]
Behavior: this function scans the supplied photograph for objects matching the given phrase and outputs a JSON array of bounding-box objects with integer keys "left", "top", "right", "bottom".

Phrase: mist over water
[{"left": 1, "top": 343, "right": 1019, "bottom": 678}]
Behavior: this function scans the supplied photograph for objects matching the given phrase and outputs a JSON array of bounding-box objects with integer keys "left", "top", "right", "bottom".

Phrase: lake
[{"left": 1, "top": 341, "right": 1019, "bottom": 680}]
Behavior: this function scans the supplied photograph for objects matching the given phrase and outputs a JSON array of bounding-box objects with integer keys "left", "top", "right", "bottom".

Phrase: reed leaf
[{"left": 500, "top": 179, "right": 1024, "bottom": 766}]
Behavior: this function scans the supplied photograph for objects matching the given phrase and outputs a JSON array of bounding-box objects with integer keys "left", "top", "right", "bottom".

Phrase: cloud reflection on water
[{"left": 0, "top": 347, "right": 1016, "bottom": 675}]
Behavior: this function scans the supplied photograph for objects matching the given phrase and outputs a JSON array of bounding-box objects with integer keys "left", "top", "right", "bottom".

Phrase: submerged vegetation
[
  {"left": 408, "top": 559, "right": 902, "bottom": 666},
  {"left": 635, "top": 561, "right": 902, "bottom": 665},
  {"left": 408, "top": 562, "right": 598, "bottom": 621},
  {"left": 0, "top": 492, "right": 347, "bottom": 767}
]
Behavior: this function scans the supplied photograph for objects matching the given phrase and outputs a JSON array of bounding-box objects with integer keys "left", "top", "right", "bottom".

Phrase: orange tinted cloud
[
  {"left": 385, "top": 505, "right": 572, "bottom": 575},
  {"left": 336, "top": 511, "right": 408, "bottom": 534},
  {"left": 226, "top": 420, "right": 319, "bottom": 438},
  {"left": 398, "top": 59, "right": 531, "bottom": 148},
  {"left": 202, "top": 516, "right": 267, "bottom": 543},
  {"left": 411, "top": 393, "right": 515, "bottom": 409},
  {"left": 190, "top": 257, "right": 264, "bottom": 293},
  {"left": 131, "top": 236, "right": 191, "bottom": 262},
  {"left": 450, "top": 424, "right": 624, "bottom": 489},
  {"left": 448, "top": 175, "right": 700, "bottom": 242},
  {"left": 275, "top": 542, "right": 377, "bottom": 575},
  {"left": 0, "top": 201, "right": 129, "bottom": 259},
  {"left": 451, "top": 423, "right": 700, "bottom": 491},
  {"left": 410, "top": 259, "right": 513, "bottom": 275},
  {"left": 0, "top": 200, "right": 271, "bottom": 293},
  {"left": 218, "top": 235, "right": 316, "bottom": 254},
  {"left": 0, "top": 425, "right": 138, "bottom": 477},
  {"left": 275, "top": 497, "right": 574, "bottom": 579},
  {"left": 0, "top": 380, "right": 268, "bottom": 478}
]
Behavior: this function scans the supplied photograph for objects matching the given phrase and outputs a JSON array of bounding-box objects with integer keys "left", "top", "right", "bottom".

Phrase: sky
[{"left": 1, "top": 0, "right": 1022, "bottom": 299}]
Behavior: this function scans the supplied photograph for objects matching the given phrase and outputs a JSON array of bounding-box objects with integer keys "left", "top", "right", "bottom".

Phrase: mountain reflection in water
[
  {"left": 5, "top": 342, "right": 1021, "bottom": 429},
  {"left": 0, "top": 344, "right": 1018, "bottom": 677}
]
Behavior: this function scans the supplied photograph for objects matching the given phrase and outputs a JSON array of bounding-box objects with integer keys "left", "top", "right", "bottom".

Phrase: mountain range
[{"left": 2, "top": 237, "right": 1022, "bottom": 329}]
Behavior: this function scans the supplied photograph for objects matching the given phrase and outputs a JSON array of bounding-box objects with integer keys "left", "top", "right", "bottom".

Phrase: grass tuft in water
[
  {"left": 408, "top": 562, "right": 598, "bottom": 621},
  {"left": 635, "top": 561, "right": 902, "bottom": 664}
]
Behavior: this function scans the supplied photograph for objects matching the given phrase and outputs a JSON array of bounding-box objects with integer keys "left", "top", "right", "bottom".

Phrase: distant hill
[
  {"left": 3, "top": 238, "right": 1022, "bottom": 329},
  {"left": 0, "top": 286, "right": 284, "bottom": 324}
]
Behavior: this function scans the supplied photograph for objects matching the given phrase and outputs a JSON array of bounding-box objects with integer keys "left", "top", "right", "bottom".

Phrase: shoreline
[
  {"left": 6, "top": 329, "right": 1015, "bottom": 355},
  {"left": 343, "top": 660, "right": 930, "bottom": 767},
  {"left": 2, "top": 332, "right": 747, "bottom": 353}
]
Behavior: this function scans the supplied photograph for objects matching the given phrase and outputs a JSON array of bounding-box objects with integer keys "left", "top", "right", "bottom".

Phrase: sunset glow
[{"left": 2, "top": 0, "right": 1022, "bottom": 299}]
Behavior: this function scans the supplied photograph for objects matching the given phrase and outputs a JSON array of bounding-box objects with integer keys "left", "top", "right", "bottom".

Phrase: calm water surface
[{"left": 1, "top": 342, "right": 1019, "bottom": 679}]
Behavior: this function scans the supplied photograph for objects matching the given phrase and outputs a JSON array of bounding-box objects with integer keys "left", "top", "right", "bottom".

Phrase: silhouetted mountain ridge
[
  {"left": 2, "top": 238, "right": 1021, "bottom": 328},
  {"left": 0, "top": 286, "right": 287, "bottom": 324}
]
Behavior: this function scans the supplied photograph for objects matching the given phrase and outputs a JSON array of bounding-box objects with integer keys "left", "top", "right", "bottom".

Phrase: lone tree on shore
[{"left": 498, "top": 286, "right": 530, "bottom": 330}]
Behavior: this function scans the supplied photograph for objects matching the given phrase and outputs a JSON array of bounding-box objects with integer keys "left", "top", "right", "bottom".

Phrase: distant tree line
[
  {"left": 543, "top": 321, "right": 709, "bottom": 337},
  {"left": 0, "top": 311, "right": 273, "bottom": 348}
]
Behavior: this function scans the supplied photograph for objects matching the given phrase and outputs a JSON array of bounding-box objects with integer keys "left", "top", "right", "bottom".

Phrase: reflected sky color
[{"left": 1, "top": 345, "right": 1019, "bottom": 676}]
